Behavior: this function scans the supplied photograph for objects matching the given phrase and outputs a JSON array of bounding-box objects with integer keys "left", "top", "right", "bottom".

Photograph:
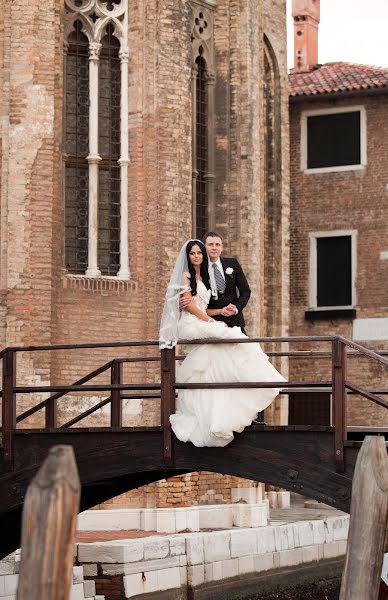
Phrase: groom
[
  {"left": 203, "top": 231, "right": 251, "bottom": 333},
  {"left": 180, "top": 231, "right": 251, "bottom": 332}
]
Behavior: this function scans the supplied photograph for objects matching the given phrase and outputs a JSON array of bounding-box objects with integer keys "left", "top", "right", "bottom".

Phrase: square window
[
  {"left": 309, "top": 231, "right": 357, "bottom": 310},
  {"left": 301, "top": 107, "right": 366, "bottom": 173},
  {"left": 307, "top": 112, "right": 360, "bottom": 169},
  {"left": 317, "top": 236, "right": 351, "bottom": 306}
]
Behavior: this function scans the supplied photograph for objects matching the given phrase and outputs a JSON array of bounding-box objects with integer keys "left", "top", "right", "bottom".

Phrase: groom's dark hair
[{"left": 202, "top": 231, "right": 223, "bottom": 243}]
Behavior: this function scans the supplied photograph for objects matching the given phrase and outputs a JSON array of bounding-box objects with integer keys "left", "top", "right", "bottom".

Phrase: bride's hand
[{"left": 207, "top": 317, "right": 215, "bottom": 323}]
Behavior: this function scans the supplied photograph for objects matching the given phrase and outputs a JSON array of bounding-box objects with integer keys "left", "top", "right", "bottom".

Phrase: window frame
[
  {"left": 301, "top": 106, "right": 367, "bottom": 174},
  {"left": 308, "top": 229, "right": 358, "bottom": 311}
]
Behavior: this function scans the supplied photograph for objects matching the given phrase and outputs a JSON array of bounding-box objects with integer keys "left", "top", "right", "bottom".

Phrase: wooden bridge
[{"left": 0, "top": 335, "right": 387, "bottom": 559}]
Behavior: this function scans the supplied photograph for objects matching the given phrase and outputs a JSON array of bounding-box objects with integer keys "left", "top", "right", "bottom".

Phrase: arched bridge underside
[{"left": 0, "top": 425, "right": 368, "bottom": 560}]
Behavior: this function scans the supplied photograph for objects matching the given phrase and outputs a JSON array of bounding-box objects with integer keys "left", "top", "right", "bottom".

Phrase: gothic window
[
  {"left": 191, "top": 4, "right": 215, "bottom": 239},
  {"left": 64, "top": 21, "right": 89, "bottom": 274},
  {"left": 64, "top": 0, "right": 130, "bottom": 279},
  {"left": 195, "top": 52, "right": 209, "bottom": 241},
  {"left": 263, "top": 36, "right": 282, "bottom": 337},
  {"left": 98, "top": 24, "right": 121, "bottom": 275}
]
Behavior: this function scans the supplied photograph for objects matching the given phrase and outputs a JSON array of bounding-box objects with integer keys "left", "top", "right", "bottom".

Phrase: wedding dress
[{"left": 170, "top": 281, "right": 286, "bottom": 447}]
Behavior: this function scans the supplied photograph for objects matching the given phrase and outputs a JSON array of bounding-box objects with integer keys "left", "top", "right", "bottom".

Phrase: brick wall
[
  {"left": 0, "top": 0, "right": 289, "bottom": 506},
  {"left": 289, "top": 94, "right": 388, "bottom": 426}
]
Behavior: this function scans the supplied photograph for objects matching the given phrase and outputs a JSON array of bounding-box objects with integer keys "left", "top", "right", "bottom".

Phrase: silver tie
[{"left": 212, "top": 263, "right": 226, "bottom": 294}]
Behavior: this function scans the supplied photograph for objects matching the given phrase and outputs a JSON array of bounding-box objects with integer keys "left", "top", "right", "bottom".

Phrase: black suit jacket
[{"left": 208, "top": 257, "right": 251, "bottom": 330}]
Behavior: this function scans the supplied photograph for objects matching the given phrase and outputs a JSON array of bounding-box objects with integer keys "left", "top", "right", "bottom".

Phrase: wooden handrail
[
  {"left": 346, "top": 382, "right": 388, "bottom": 410},
  {"left": 16, "top": 359, "right": 114, "bottom": 425},
  {"left": 0, "top": 334, "right": 386, "bottom": 478},
  {"left": 339, "top": 336, "right": 388, "bottom": 367}
]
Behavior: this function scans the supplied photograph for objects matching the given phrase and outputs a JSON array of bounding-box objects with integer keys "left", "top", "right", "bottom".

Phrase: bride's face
[{"left": 189, "top": 244, "right": 203, "bottom": 268}]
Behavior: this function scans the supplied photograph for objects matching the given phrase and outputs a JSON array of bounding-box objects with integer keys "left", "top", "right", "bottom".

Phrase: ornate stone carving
[
  {"left": 64, "top": 0, "right": 126, "bottom": 44},
  {"left": 191, "top": 3, "right": 214, "bottom": 73}
]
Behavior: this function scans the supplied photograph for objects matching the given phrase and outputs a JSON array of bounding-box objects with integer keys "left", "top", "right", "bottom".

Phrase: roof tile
[{"left": 289, "top": 62, "right": 388, "bottom": 97}]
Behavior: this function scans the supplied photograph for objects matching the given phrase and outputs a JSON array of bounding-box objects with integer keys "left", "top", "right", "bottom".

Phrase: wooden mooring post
[
  {"left": 16, "top": 445, "right": 80, "bottom": 600},
  {"left": 340, "top": 436, "right": 388, "bottom": 600}
]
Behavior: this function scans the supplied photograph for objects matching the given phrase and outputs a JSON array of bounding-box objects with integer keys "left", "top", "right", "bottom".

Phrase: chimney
[{"left": 292, "top": 0, "right": 320, "bottom": 72}]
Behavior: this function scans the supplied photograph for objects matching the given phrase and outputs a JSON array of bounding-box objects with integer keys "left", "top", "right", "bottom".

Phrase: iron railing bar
[
  {"left": 14, "top": 384, "right": 161, "bottom": 393},
  {"left": 345, "top": 382, "right": 388, "bottom": 410}
]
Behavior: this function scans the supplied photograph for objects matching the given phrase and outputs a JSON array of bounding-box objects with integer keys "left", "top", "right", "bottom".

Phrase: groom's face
[{"left": 205, "top": 236, "right": 223, "bottom": 262}]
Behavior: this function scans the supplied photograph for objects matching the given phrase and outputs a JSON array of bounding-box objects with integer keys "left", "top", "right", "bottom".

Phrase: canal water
[{"left": 244, "top": 578, "right": 341, "bottom": 599}]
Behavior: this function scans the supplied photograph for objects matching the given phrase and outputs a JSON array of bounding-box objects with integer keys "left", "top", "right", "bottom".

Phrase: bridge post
[
  {"left": 16, "top": 445, "right": 80, "bottom": 600},
  {"left": 332, "top": 338, "right": 346, "bottom": 473},
  {"left": 111, "top": 360, "right": 123, "bottom": 427},
  {"left": 340, "top": 436, "right": 388, "bottom": 600},
  {"left": 161, "top": 347, "right": 176, "bottom": 462},
  {"left": 45, "top": 370, "right": 57, "bottom": 429},
  {"left": 2, "top": 349, "right": 16, "bottom": 470}
]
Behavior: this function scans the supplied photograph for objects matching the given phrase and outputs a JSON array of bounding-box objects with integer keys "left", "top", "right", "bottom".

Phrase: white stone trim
[
  {"left": 301, "top": 105, "right": 367, "bottom": 174},
  {"left": 117, "top": 5, "right": 130, "bottom": 279},
  {"left": 380, "top": 250, "right": 388, "bottom": 260},
  {"left": 353, "top": 318, "right": 388, "bottom": 341},
  {"left": 308, "top": 229, "right": 357, "bottom": 310},
  {"left": 86, "top": 43, "right": 102, "bottom": 278}
]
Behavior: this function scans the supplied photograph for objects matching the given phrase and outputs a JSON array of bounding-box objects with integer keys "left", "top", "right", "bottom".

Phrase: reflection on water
[{"left": 235, "top": 579, "right": 340, "bottom": 599}]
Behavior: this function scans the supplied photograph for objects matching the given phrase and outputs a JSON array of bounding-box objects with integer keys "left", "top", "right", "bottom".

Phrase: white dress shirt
[
  {"left": 209, "top": 258, "right": 225, "bottom": 299},
  {"left": 209, "top": 258, "right": 238, "bottom": 314}
]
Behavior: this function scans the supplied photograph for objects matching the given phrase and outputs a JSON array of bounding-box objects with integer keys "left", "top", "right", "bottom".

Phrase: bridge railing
[{"left": 0, "top": 336, "right": 387, "bottom": 471}]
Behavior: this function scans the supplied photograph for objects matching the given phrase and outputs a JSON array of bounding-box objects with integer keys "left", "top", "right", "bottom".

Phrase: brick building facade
[
  {"left": 289, "top": 1, "right": 388, "bottom": 428},
  {"left": 0, "top": 0, "right": 289, "bottom": 507}
]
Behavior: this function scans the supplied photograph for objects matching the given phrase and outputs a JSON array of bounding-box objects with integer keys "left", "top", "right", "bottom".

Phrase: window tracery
[{"left": 64, "top": 0, "right": 129, "bottom": 278}]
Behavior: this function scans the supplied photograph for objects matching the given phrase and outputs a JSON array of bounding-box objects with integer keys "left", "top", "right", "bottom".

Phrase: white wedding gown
[{"left": 170, "top": 281, "right": 286, "bottom": 447}]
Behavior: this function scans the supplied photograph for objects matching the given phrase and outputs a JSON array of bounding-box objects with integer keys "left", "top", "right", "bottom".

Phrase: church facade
[{"left": 0, "top": 1, "right": 289, "bottom": 506}]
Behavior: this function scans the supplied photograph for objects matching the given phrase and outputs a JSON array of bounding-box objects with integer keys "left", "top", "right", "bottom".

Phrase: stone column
[{"left": 86, "top": 41, "right": 101, "bottom": 278}]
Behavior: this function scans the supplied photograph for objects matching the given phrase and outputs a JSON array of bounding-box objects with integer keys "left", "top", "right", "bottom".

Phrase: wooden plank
[
  {"left": 111, "top": 360, "right": 123, "bottom": 427},
  {"left": 340, "top": 436, "right": 388, "bottom": 600},
  {"left": 16, "top": 445, "right": 80, "bottom": 600},
  {"left": 160, "top": 348, "right": 176, "bottom": 462},
  {"left": 332, "top": 338, "right": 346, "bottom": 472},
  {"left": 2, "top": 349, "right": 16, "bottom": 469}
]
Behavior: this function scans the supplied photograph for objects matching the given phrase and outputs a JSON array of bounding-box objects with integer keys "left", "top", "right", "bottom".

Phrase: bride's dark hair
[{"left": 185, "top": 240, "right": 210, "bottom": 296}]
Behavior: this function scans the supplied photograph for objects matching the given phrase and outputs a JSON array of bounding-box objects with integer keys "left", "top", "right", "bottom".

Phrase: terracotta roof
[{"left": 289, "top": 62, "right": 388, "bottom": 98}]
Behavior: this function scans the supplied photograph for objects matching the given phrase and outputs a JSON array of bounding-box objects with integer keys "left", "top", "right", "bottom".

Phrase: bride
[{"left": 159, "top": 239, "right": 286, "bottom": 447}]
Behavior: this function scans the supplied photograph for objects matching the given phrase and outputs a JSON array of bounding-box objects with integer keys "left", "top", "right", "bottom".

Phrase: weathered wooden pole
[
  {"left": 17, "top": 445, "right": 81, "bottom": 600},
  {"left": 340, "top": 436, "right": 388, "bottom": 600}
]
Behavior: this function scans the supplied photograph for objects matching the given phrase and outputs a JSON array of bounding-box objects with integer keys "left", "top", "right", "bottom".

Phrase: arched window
[
  {"left": 98, "top": 24, "right": 121, "bottom": 275},
  {"left": 191, "top": 5, "right": 215, "bottom": 239},
  {"left": 64, "top": 20, "right": 89, "bottom": 274},
  {"left": 195, "top": 52, "right": 209, "bottom": 240},
  {"left": 64, "top": 0, "right": 129, "bottom": 279},
  {"left": 263, "top": 36, "right": 282, "bottom": 336}
]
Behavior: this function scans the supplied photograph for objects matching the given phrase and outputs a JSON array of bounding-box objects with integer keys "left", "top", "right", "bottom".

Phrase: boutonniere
[{"left": 225, "top": 267, "right": 234, "bottom": 277}]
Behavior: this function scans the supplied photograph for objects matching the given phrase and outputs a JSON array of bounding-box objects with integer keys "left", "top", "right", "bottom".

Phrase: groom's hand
[{"left": 221, "top": 304, "right": 237, "bottom": 317}]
